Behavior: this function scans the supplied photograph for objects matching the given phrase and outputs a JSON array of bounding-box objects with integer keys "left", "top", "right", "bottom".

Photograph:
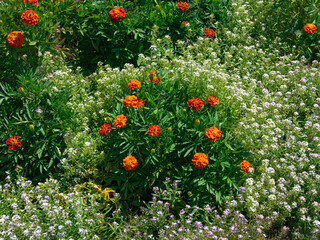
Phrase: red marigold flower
[
  {"left": 192, "top": 153, "right": 209, "bottom": 169},
  {"left": 148, "top": 125, "right": 161, "bottom": 136},
  {"left": 203, "top": 28, "right": 215, "bottom": 38},
  {"left": 6, "top": 136, "right": 22, "bottom": 150},
  {"left": 181, "top": 21, "right": 189, "bottom": 28},
  {"left": 128, "top": 80, "right": 141, "bottom": 90},
  {"left": 99, "top": 123, "right": 112, "bottom": 136},
  {"left": 240, "top": 160, "right": 251, "bottom": 173},
  {"left": 113, "top": 114, "right": 127, "bottom": 128},
  {"left": 187, "top": 98, "right": 204, "bottom": 111},
  {"left": 7, "top": 31, "right": 25, "bottom": 48},
  {"left": 21, "top": 10, "right": 39, "bottom": 26},
  {"left": 138, "top": 99, "right": 145, "bottom": 107},
  {"left": 150, "top": 70, "right": 155, "bottom": 75},
  {"left": 206, "top": 94, "right": 219, "bottom": 107},
  {"left": 148, "top": 76, "right": 160, "bottom": 85},
  {"left": 109, "top": 7, "right": 126, "bottom": 22},
  {"left": 123, "top": 155, "right": 138, "bottom": 171},
  {"left": 177, "top": 1, "right": 189, "bottom": 11},
  {"left": 205, "top": 126, "right": 222, "bottom": 142},
  {"left": 123, "top": 95, "right": 139, "bottom": 108},
  {"left": 24, "top": 0, "right": 38, "bottom": 5},
  {"left": 303, "top": 23, "right": 317, "bottom": 34}
]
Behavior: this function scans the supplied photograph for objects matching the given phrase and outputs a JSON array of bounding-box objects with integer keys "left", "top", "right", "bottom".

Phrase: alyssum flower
[
  {"left": 192, "top": 153, "right": 208, "bottom": 169},
  {"left": 205, "top": 126, "right": 222, "bottom": 142},
  {"left": 7, "top": 31, "right": 24, "bottom": 48},
  {"left": 303, "top": 23, "right": 317, "bottom": 34},
  {"left": 123, "top": 156, "right": 138, "bottom": 171},
  {"left": 99, "top": 124, "right": 112, "bottom": 136},
  {"left": 148, "top": 125, "right": 161, "bottom": 136},
  {"left": 6, "top": 136, "right": 22, "bottom": 150},
  {"left": 21, "top": 10, "right": 39, "bottom": 25},
  {"left": 109, "top": 7, "right": 126, "bottom": 22},
  {"left": 113, "top": 115, "right": 127, "bottom": 128},
  {"left": 187, "top": 98, "right": 204, "bottom": 111}
]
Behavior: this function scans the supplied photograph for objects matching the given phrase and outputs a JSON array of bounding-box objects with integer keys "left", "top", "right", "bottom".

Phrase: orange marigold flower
[
  {"left": 205, "top": 126, "right": 222, "bottom": 142},
  {"left": 203, "top": 28, "right": 215, "bottom": 38},
  {"left": 303, "top": 23, "right": 317, "bottom": 34},
  {"left": 150, "top": 70, "right": 155, "bottom": 75},
  {"left": 181, "top": 21, "right": 189, "bottom": 28},
  {"left": 24, "top": 0, "right": 38, "bottom": 5},
  {"left": 113, "top": 114, "right": 127, "bottom": 128},
  {"left": 177, "top": 1, "right": 189, "bottom": 11},
  {"left": 206, "top": 94, "right": 219, "bottom": 107},
  {"left": 192, "top": 153, "right": 209, "bottom": 169},
  {"left": 99, "top": 123, "right": 112, "bottom": 136},
  {"left": 187, "top": 98, "right": 204, "bottom": 111},
  {"left": 21, "top": 10, "right": 39, "bottom": 25},
  {"left": 123, "top": 95, "right": 139, "bottom": 108},
  {"left": 109, "top": 7, "right": 126, "bottom": 22},
  {"left": 128, "top": 80, "right": 141, "bottom": 90},
  {"left": 138, "top": 99, "right": 145, "bottom": 107},
  {"left": 148, "top": 125, "right": 161, "bottom": 136},
  {"left": 6, "top": 136, "right": 22, "bottom": 150},
  {"left": 7, "top": 31, "right": 25, "bottom": 48},
  {"left": 148, "top": 75, "right": 160, "bottom": 85},
  {"left": 123, "top": 155, "right": 138, "bottom": 171},
  {"left": 240, "top": 160, "right": 251, "bottom": 173}
]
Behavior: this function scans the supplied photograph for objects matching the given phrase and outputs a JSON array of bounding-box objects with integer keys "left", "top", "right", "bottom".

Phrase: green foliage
[
  {"left": 0, "top": 67, "right": 74, "bottom": 181},
  {"left": 96, "top": 69, "right": 246, "bottom": 210}
]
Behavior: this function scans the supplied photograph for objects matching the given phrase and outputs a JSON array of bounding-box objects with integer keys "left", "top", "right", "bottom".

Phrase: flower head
[
  {"left": 177, "top": 1, "right": 189, "bottom": 11},
  {"left": 206, "top": 94, "right": 219, "bottom": 107},
  {"left": 203, "top": 28, "right": 215, "bottom": 38},
  {"left": 109, "top": 7, "right": 126, "bottom": 22},
  {"left": 148, "top": 75, "right": 160, "bottom": 85},
  {"left": 138, "top": 99, "right": 145, "bottom": 107},
  {"left": 181, "top": 21, "right": 190, "bottom": 28},
  {"left": 35, "top": 108, "right": 43, "bottom": 115},
  {"left": 123, "top": 156, "right": 138, "bottom": 171},
  {"left": 187, "top": 98, "right": 204, "bottom": 111},
  {"left": 99, "top": 123, "right": 112, "bottom": 136},
  {"left": 113, "top": 115, "right": 127, "bottom": 128},
  {"left": 123, "top": 95, "right": 139, "bottom": 108},
  {"left": 6, "top": 136, "right": 22, "bottom": 150},
  {"left": 192, "top": 153, "right": 208, "bottom": 169},
  {"left": 24, "top": 0, "right": 38, "bottom": 5},
  {"left": 21, "top": 10, "right": 39, "bottom": 25},
  {"left": 7, "top": 31, "right": 24, "bottom": 48},
  {"left": 128, "top": 80, "right": 141, "bottom": 90},
  {"left": 240, "top": 160, "right": 251, "bottom": 173},
  {"left": 303, "top": 23, "right": 317, "bottom": 34},
  {"left": 205, "top": 126, "right": 222, "bottom": 142},
  {"left": 148, "top": 125, "right": 161, "bottom": 136}
]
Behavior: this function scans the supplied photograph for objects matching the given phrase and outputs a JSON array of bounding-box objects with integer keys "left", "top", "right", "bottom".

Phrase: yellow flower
[{"left": 102, "top": 188, "right": 115, "bottom": 201}]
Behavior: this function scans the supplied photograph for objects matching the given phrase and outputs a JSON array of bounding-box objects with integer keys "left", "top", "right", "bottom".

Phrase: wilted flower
[
  {"left": 21, "top": 10, "right": 39, "bottom": 25},
  {"left": 109, "top": 7, "right": 126, "bottom": 22},
  {"left": 203, "top": 28, "right": 215, "bottom": 38},
  {"left": 113, "top": 114, "right": 127, "bottom": 128},
  {"left": 177, "top": 1, "right": 189, "bottom": 11},
  {"left": 192, "top": 153, "right": 209, "bottom": 169},
  {"left": 7, "top": 31, "right": 24, "bottom": 48},
  {"left": 187, "top": 98, "right": 204, "bottom": 111},
  {"left": 148, "top": 125, "right": 161, "bottom": 136},
  {"left": 205, "top": 126, "right": 222, "bottom": 142},
  {"left": 303, "top": 23, "right": 317, "bottom": 33},
  {"left": 99, "top": 123, "right": 112, "bottom": 136},
  {"left": 123, "top": 156, "right": 138, "bottom": 171},
  {"left": 6, "top": 136, "right": 22, "bottom": 150}
]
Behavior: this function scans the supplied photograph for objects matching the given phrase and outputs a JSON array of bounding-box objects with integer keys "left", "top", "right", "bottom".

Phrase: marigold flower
[
  {"left": 21, "top": 10, "right": 39, "bottom": 26},
  {"left": 148, "top": 75, "right": 160, "bottom": 85},
  {"left": 113, "top": 114, "right": 127, "bottom": 128},
  {"left": 187, "top": 98, "right": 204, "bottom": 111},
  {"left": 7, "top": 31, "right": 25, "bottom": 48},
  {"left": 109, "top": 7, "right": 126, "bottom": 22},
  {"left": 203, "top": 28, "right": 215, "bottom": 38},
  {"left": 148, "top": 125, "right": 161, "bottom": 136},
  {"left": 150, "top": 70, "right": 155, "bottom": 75},
  {"left": 128, "top": 80, "right": 141, "bottom": 90},
  {"left": 241, "top": 160, "right": 251, "bottom": 173},
  {"left": 6, "top": 136, "right": 22, "bottom": 150},
  {"left": 123, "top": 95, "right": 139, "bottom": 108},
  {"left": 177, "top": 1, "right": 189, "bottom": 11},
  {"left": 192, "top": 153, "right": 209, "bottom": 169},
  {"left": 205, "top": 126, "right": 222, "bottom": 142},
  {"left": 303, "top": 23, "right": 317, "bottom": 34},
  {"left": 181, "top": 21, "right": 189, "bottom": 28},
  {"left": 24, "top": 0, "right": 38, "bottom": 4},
  {"left": 123, "top": 155, "right": 138, "bottom": 171},
  {"left": 206, "top": 94, "right": 219, "bottom": 107},
  {"left": 99, "top": 123, "right": 112, "bottom": 136},
  {"left": 138, "top": 99, "right": 145, "bottom": 107}
]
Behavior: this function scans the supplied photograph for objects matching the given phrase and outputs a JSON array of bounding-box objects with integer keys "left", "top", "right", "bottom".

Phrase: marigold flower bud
[
  {"left": 18, "top": 87, "right": 24, "bottom": 93},
  {"left": 183, "top": 109, "right": 186, "bottom": 112},
  {"left": 188, "top": 191, "right": 192, "bottom": 196},
  {"left": 29, "top": 124, "right": 34, "bottom": 131},
  {"left": 167, "top": 127, "right": 172, "bottom": 133},
  {"left": 195, "top": 119, "right": 200, "bottom": 126},
  {"left": 151, "top": 148, "right": 156, "bottom": 153}
]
